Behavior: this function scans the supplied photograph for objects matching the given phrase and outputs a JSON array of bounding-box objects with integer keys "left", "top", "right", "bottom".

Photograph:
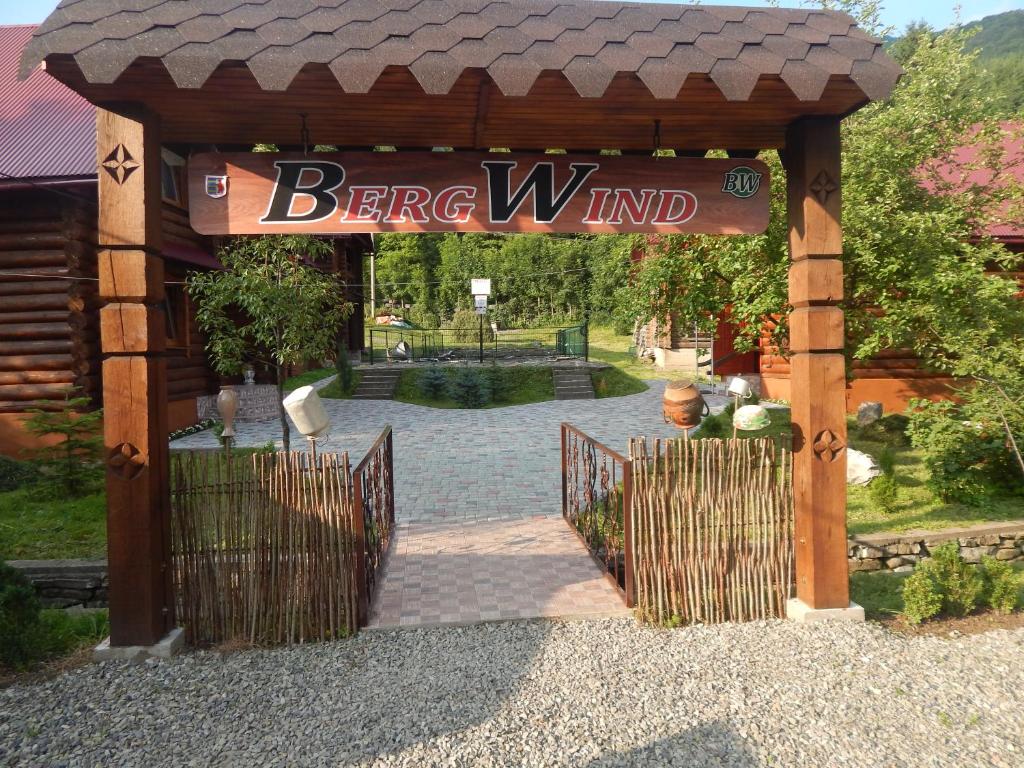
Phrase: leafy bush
[
  {"left": 448, "top": 368, "right": 491, "bottom": 408},
  {"left": 444, "top": 309, "right": 494, "bottom": 344},
  {"left": 900, "top": 542, "right": 984, "bottom": 624},
  {"left": 335, "top": 338, "right": 355, "bottom": 395},
  {"left": 980, "top": 556, "right": 1021, "bottom": 614},
  {"left": 482, "top": 367, "right": 512, "bottom": 402},
  {"left": 0, "top": 456, "right": 41, "bottom": 493},
  {"left": 870, "top": 447, "right": 901, "bottom": 514},
  {"left": 0, "top": 561, "right": 43, "bottom": 670},
  {"left": 693, "top": 412, "right": 729, "bottom": 439},
  {"left": 23, "top": 388, "right": 102, "bottom": 498},
  {"left": 901, "top": 569, "right": 944, "bottom": 625},
  {"left": 906, "top": 400, "right": 1017, "bottom": 504},
  {"left": 418, "top": 367, "right": 449, "bottom": 400}
]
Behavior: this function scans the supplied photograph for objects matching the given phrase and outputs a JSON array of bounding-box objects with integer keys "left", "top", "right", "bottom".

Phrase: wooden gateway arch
[{"left": 22, "top": 0, "right": 901, "bottom": 647}]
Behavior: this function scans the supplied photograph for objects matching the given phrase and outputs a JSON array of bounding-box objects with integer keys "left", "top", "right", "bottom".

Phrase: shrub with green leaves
[
  {"left": 870, "top": 447, "right": 901, "bottom": 514},
  {"left": 900, "top": 542, "right": 985, "bottom": 624},
  {"left": 444, "top": 309, "right": 495, "bottom": 344},
  {"left": 0, "top": 561, "right": 43, "bottom": 670},
  {"left": 980, "top": 556, "right": 1021, "bottom": 614},
  {"left": 448, "top": 368, "right": 491, "bottom": 408},
  {"left": 23, "top": 388, "right": 102, "bottom": 498},
  {"left": 483, "top": 367, "right": 512, "bottom": 402},
  {"left": 335, "top": 338, "right": 355, "bottom": 395},
  {"left": 0, "top": 456, "right": 40, "bottom": 493},
  {"left": 418, "top": 367, "right": 450, "bottom": 400},
  {"left": 906, "top": 400, "right": 1016, "bottom": 504}
]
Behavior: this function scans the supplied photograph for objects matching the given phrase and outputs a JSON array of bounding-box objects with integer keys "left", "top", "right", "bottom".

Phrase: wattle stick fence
[
  {"left": 169, "top": 426, "right": 395, "bottom": 646},
  {"left": 562, "top": 427, "right": 793, "bottom": 625}
]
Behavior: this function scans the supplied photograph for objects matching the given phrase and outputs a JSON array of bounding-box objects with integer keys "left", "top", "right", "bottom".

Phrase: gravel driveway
[{"left": 2, "top": 619, "right": 1021, "bottom": 767}]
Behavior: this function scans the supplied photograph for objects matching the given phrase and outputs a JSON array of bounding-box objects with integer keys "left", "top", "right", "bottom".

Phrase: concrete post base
[
  {"left": 93, "top": 627, "right": 184, "bottom": 662},
  {"left": 786, "top": 598, "right": 865, "bottom": 624}
]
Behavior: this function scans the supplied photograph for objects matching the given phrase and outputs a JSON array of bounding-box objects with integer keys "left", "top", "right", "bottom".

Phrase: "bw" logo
[{"left": 721, "top": 166, "right": 762, "bottom": 199}]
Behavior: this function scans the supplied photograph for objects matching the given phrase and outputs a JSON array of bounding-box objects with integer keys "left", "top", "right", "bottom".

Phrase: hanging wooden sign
[{"left": 187, "top": 151, "right": 769, "bottom": 236}]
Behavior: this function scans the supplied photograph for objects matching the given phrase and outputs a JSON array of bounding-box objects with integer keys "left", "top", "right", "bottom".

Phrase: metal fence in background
[{"left": 369, "top": 322, "right": 588, "bottom": 364}]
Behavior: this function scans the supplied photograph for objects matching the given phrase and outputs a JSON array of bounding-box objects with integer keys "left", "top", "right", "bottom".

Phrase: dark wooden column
[
  {"left": 96, "top": 105, "right": 174, "bottom": 646},
  {"left": 784, "top": 117, "right": 852, "bottom": 612}
]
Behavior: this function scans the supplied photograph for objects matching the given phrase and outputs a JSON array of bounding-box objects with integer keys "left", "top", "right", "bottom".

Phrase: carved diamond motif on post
[
  {"left": 809, "top": 170, "right": 838, "bottom": 204},
  {"left": 109, "top": 442, "right": 146, "bottom": 480},
  {"left": 101, "top": 144, "right": 140, "bottom": 185},
  {"left": 812, "top": 429, "right": 845, "bottom": 462}
]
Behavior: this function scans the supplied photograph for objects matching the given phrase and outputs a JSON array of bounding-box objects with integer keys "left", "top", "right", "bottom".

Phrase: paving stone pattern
[
  {"left": 368, "top": 518, "right": 630, "bottom": 629},
  {"left": 172, "top": 378, "right": 728, "bottom": 524}
]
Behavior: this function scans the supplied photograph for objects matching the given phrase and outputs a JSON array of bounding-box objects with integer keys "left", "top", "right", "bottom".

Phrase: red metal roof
[
  {"left": 924, "top": 122, "right": 1024, "bottom": 242},
  {"left": 0, "top": 25, "right": 95, "bottom": 182}
]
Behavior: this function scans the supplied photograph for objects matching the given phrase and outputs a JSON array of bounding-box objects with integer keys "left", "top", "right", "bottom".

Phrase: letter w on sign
[{"left": 188, "top": 151, "right": 770, "bottom": 236}]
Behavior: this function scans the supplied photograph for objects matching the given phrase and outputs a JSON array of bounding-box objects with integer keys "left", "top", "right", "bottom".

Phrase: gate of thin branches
[
  {"left": 562, "top": 426, "right": 794, "bottom": 625},
  {"left": 169, "top": 426, "right": 394, "bottom": 646}
]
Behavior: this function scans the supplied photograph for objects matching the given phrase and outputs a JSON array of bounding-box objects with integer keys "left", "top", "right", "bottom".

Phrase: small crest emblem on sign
[
  {"left": 205, "top": 175, "right": 228, "bottom": 198},
  {"left": 721, "top": 166, "right": 762, "bottom": 199}
]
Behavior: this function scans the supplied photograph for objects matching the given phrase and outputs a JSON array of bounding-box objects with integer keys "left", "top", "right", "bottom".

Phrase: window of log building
[
  {"left": 161, "top": 149, "right": 186, "bottom": 207},
  {"left": 164, "top": 284, "right": 189, "bottom": 351}
]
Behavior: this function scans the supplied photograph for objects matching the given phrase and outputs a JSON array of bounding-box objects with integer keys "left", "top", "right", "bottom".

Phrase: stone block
[
  {"left": 94, "top": 627, "right": 184, "bottom": 662},
  {"left": 995, "top": 548, "right": 1021, "bottom": 561},
  {"left": 959, "top": 545, "right": 997, "bottom": 564},
  {"left": 885, "top": 556, "right": 907, "bottom": 569},
  {"left": 787, "top": 599, "right": 865, "bottom": 623},
  {"left": 856, "top": 401, "right": 883, "bottom": 426},
  {"left": 978, "top": 534, "right": 1002, "bottom": 546},
  {"left": 849, "top": 558, "right": 881, "bottom": 572},
  {"left": 884, "top": 542, "right": 922, "bottom": 556},
  {"left": 893, "top": 565, "right": 915, "bottom": 573},
  {"left": 855, "top": 545, "right": 885, "bottom": 559}
]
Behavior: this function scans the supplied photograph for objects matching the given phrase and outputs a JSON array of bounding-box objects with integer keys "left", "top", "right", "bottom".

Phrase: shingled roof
[{"left": 21, "top": 0, "right": 900, "bottom": 103}]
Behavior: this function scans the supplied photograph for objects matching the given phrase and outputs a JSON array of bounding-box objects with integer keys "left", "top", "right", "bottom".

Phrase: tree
[
  {"left": 188, "top": 236, "right": 351, "bottom": 451},
  {"left": 623, "top": 7, "right": 1024, "bottom": 381},
  {"left": 23, "top": 388, "right": 102, "bottom": 497}
]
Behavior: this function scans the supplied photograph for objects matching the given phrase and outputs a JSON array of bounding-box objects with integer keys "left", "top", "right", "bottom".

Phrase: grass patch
[
  {"left": 0, "top": 473, "right": 106, "bottom": 560},
  {"left": 283, "top": 367, "right": 336, "bottom": 392},
  {"left": 1, "top": 607, "right": 110, "bottom": 679},
  {"left": 318, "top": 371, "right": 362, "bottom": 399},
  {"left": 587, "top": 325, "right": 681, "bottom": 382},
  {"left": 846, "top": 419, "right": 1024, "bottom": 536},
  {"left": 591, "top": 367, "right": 648, "bottom": 398},
  {"left": 394, "top": 366, "right": 554, "bottom": 408}
]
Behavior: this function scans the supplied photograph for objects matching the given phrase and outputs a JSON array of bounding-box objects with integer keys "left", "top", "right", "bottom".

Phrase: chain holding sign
[{"left": 188, "top": 152, "right": 768, "bottom": 236}]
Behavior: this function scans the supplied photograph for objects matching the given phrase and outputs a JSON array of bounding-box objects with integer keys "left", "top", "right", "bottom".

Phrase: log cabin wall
[
  {"left": 0, "top": 187, "right": 100, "bottom": 455},
  {"left": 0, "top": 186, "right": 219, "bottom": 456}
]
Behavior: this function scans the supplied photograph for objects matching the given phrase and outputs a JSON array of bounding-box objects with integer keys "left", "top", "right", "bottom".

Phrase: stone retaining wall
[
  {"left": 8, "top": 559, "right": 108, "bottom": 608},
  {"left": 849, "top": 522, "right": 1024, "bottom": 574}
]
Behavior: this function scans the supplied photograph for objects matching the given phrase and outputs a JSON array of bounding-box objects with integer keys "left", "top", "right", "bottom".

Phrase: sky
[{"left": 1, "top": 0, "right": 1021, "bottom": 32}]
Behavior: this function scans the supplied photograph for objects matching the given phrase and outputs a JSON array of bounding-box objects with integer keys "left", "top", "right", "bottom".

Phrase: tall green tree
[
  {"left": 625, "top": 8, "right": 1023, "bottom": 379},
  {"left": 188, "top": 236, "right": 351, "bottom": 451}
]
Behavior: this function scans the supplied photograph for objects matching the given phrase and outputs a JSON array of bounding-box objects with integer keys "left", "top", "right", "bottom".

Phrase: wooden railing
[{"left": 561, "top": 423, "right": 634, "bottom": 607}]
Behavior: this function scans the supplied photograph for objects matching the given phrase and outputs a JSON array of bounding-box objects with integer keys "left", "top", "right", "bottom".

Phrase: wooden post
[
  {"left": 783, "top": 117, "right": 855, "bottom": 614},
  {"left": 96, "top": 105, "right": 174, "bottom": 646}
]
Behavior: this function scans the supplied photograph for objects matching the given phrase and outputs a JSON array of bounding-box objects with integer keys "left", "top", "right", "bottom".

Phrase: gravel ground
[{"left": 1, "top": 619, "right": 1022, "bottom": 767}]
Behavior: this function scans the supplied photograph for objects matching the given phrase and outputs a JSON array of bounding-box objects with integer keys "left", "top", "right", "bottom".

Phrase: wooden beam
[
  {"left": 96, "top": 104, "right": 174, "bottom": 647},
  {"left": 784, "top": 116, "right": 851, "bottom": 611}
]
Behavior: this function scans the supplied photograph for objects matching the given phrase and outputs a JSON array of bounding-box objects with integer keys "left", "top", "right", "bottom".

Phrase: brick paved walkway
[{"left": 172, "top": 376, "right": 731, "bottom": 627}]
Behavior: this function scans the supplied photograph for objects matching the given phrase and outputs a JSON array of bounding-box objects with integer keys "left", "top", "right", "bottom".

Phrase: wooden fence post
[
  {"left": 96, "top": 104, "right": 175, "bottom": 645},
  {"left": 622, "top": 458, "right": 635, "bottom": 609},
  {"left": 352, "top": 469, "right": 368, "bottom": 626},
  {"left": 783, "top": 117, "right": 862, "bottom": 621}
]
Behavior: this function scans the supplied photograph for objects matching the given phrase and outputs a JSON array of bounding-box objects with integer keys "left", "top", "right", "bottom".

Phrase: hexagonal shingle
[{"left": 23, "top": 0, "right": 900, "bottom": 104}]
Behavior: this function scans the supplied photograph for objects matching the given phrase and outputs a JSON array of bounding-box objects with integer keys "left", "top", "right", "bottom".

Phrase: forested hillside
[{"left": 963, "top": 11, "right": 1023, "bottom": 113}]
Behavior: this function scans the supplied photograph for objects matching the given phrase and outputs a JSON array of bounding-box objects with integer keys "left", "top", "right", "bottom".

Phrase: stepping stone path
[
  {"left": 353, "top": 367, "right": 402, "bottom": 400},
  {"left": 552, "top": 367, "right": 595, "bottom": 399}
]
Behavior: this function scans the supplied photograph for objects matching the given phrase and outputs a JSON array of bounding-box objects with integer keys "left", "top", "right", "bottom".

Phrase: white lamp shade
[
  {"left": 727, "top": 377, "right": 753, "bottom": 399},
  {"left": 282, "top": 386, "right": 330, "bottom": 439}
]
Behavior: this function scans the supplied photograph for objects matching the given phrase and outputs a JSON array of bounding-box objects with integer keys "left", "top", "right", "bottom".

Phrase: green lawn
[
  {"left": 283, "top": 367, "right": 336, "bottom": 392},
  {"left": 587, "top": 325, "right": 682, "bottom": 382},
  {"left": 394, "top": 366, "right": 555, "bottom": 408},
  {"left": 0, "top": 477, "right": 106, "bottom": 560},
  {"left": 846, "top": 428, "right": 1024, "bottom": 536},
  {"left": 591, "top": 367, "right": 648, "bottom": 398},
  {"left": 318, "top": 371, "right": 361, "bottom": 399}
]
